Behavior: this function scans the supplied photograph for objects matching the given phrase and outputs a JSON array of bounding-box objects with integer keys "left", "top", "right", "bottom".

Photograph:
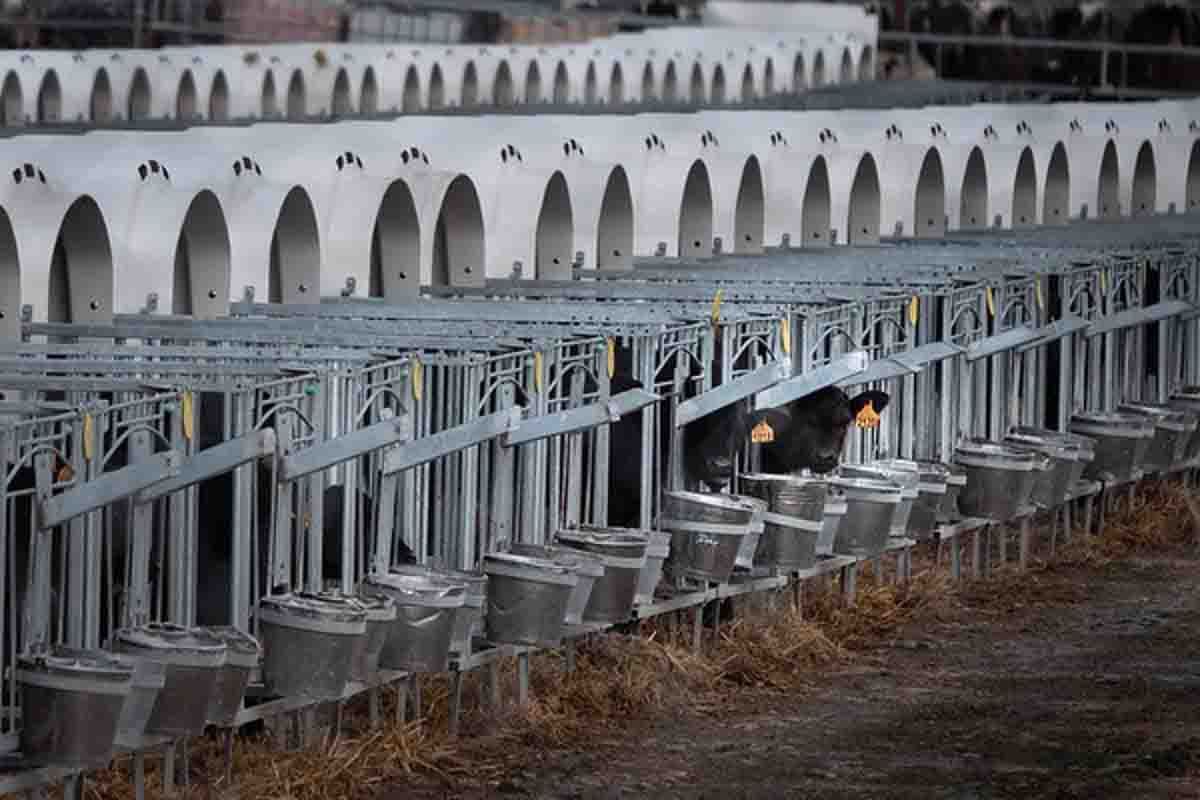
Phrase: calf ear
[
  {"left": 741, "top": 407, "right": 793, "bottom": 445},
  {"left": 849, "top": 390, "right": 890, "bottom": 416}
]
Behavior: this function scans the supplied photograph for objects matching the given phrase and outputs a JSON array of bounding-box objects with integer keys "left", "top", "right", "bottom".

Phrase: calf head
[
  {"left": 683, "top": 400, "right": 792, "bottom": 490},
  {"left": 760, "top": 386, "right": 890, "bottom": 474}
]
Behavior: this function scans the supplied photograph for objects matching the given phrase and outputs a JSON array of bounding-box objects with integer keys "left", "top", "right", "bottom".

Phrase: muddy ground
[{"left": 391, "top": 553, "right": 1200, "bottom": 800}]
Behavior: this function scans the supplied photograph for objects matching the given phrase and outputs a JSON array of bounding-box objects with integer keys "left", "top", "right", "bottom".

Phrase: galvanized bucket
[
  {"left": 1069, "top": 411, "right": 1156, "bottom": 485},
  {"left": 384, "top": 564, "right": 487, "bottom": 657},
  {"left": 256, "top": 592, "right": 368, "bottom": 700},
  {"left": 660, "top": 491, "right": 753, "bottom": 584},
  {"left": 510, "top": 543, "right": 606, "bottom": 626},
  {"left": 633, "top": 530, "right": 671, "bottom": 606},
  {"left": 201, "top": 626, "right": 262, "bottom": 728},
  {"left": 826, "top": 476, "right": 903, "bottom": 557},
  {"left": 482, "top": 553, "right": 578, "bottom": 647},
  {"left": 1167, "top": 386, "right": 1200, "bottom": 463},
  {"left": 111, "top": 623, "right": 228, "bottom": 738},
  {"left": 556, "top": 526, "right": 649, "bottom": 624},
  {"left": 363, "top": 572, "right": 465, "bottom": 674},
  {"left": 953, "top": 440, "right": 1044, "bottom": 521},
  {"left": 17, "top": 647, "right": 133, "bottom": 768},
  {"left": 1118, "top": 402, "right": 1198, "bottom": 473}
]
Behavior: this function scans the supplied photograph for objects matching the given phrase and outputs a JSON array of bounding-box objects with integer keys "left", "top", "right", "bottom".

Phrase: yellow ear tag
[
  {"left": 751, "top": 419, "right": 776, "bottom": 444},
  {"left": 855, "top": 400, "right": 881, "bottom": 429}
]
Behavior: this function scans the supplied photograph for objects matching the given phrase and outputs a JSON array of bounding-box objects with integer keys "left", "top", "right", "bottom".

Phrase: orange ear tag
[
  {"left": 855, "top": 400, "right": 881, "bottom": 429},
  {"left": 751, "top": 420, "right": 776, "bottom": 444}
]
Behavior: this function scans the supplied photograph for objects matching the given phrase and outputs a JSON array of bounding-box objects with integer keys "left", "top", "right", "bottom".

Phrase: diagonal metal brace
[
  {"left": 280, "top": 413, "right": 412, "bottom": 483},
  {"left": 137, "top": 429, "right": 277, "bottom": 503},
  {"left": 383, "top": 408, "right": 523, "bottom": 475},
  {"left": 504, "top": 388, "right": 661, "bottom": 446},
  {"left": 755, "top": 351, "right": 869, "bottom": 409},
  {"left": 674, "top": 361, "right": 790, "bottom": 428},
  {"left": 39, "top": 450, "right": 182, "bottom": 530}
]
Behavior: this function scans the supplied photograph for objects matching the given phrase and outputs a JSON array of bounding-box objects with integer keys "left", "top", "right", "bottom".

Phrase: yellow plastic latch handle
[
  {"left": 909, "top": 296, "right": 919, "bottom": 326},
  {"left": 181, "top": 391, "right": 194, "bottom": 441},
  {"left": 606, "top": 338, "right": 616, "bottom": 378},
  {"left": 711, "top": 288, "right": 724, "bottom": 325},
  {"left": 780, "top": 318, "right": 792, "bottom": 355},
  {"left": 411, "top": 357, "right": 423, "bottom": 402},
  {"left": 1034, "top": 279, "right": 1044, "bottom": 311},
  {"left": 986, "top": 287, "right": 996, "bottom": 318},
  {"left": 82, "top": 413, "right": 94, "bottom": 461},
  {"left": 534, "top": 351, "right": 545, "bottom": 393}
]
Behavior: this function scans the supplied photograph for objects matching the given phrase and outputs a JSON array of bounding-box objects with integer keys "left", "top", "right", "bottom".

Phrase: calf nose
[{"left": 704, "top": 455, "right": 734, "bottom": 489}]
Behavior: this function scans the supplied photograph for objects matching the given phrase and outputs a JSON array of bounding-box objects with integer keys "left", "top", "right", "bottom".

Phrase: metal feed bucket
[
  {"left": 482, "top": 553, "right": 578, "bottom": 647},
  {"left": 111, "top": 624, "right": 228, "bottom": 738},
  {"left": 385, "top": 565, "right": 487, "bottom": 657},
  {"left": 1069, "top": 412, "right": 1156, "bottom": 485},
  {"left": 510, "top": 543, "right": 606, "bottom": 626},
  {"left": 819, "top": 494, "right": 848, "bottom": 557},
  {"left": 112, "top": 655, "right": 166, "bottom": 750},
  {"left": 939, "top": 465, "right": 968, "bottom": 523},
  {"left": 256, "top": 592, "right": 368, "bottom": 701},
  {"left": 201, "top": 626, "right": 262, "bottom": 728},
  {"left": 660, "top": 491, "right": 754, "bottom": 584},
  {"left": 633, "top": 530, "right": 672, "bottom": 606},
  {"left": 363, "top": 572, "right": 465, "bottom": 673},
  {"left": 556, "top": 527, "right": 649, "bottom": 624},
  {"left": 739, "top": 473, "right": 832, "bottom": 568},
  {"left": 826, "top": 476, "right": 903, "bottom": 557},
  {"left": 839, "top": 461, "right": 921, "bottom": 538},
  {"left": 1166, "top": 387, "right": 1200, "bottom": 463},
  {"left": 756, "top": 511, "right": 825, "bottom": 570},
  {"left": 903, "top": 461, "right": 950, "bottom": 541},
  {"left": 739, "top": 473, "right": 830, "bottom": 521},
  {"left": 1003, "top": 428, "right": 1095, "bottom": 509},
  {"left": 1117, "top": 403, "right": 1198, "bottom": 473},
  {"left": 730, "top": 495, "right": 768, "bottom": 572},
  {"left": 347, "top": 593, "right": 398, "bottom": 684},
  {"left": 16, "top": 648, "right": 133, "bottom": 768},
  {"left": 952, "top": 440, "right": 1043, "bottom": 522}
]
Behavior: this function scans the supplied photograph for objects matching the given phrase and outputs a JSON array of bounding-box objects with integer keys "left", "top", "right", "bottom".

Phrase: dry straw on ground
[{"left": 26, "top": 481, "right": 1199, "bottom": 800}]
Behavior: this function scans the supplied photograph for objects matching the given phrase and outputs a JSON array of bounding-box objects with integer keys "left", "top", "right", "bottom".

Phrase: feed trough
[
  {"left": 201, "top": 626, "right": 262, "bottom": 728},
  {"left": 386, "top": 565, "right": 487, "bottom": 656},
  {"left": 731, "top": 495, "right": 769, "bottom": 572},
  {"left": 111, "top": 624, "right": 227, "bottom": 738},
  {"left": 16, "top": 648, "right": 133, "bottom": 768},
  {"left": 482, "top": 552, "right": 578, "bottom": 647},
  {"left": 362, "top": 572, "right": 465, "bottom": 673},
  {"left": 510, "top": 543, "right": 606, "bottom": 626},
  {"left": 659, "top": 491, "right": 754, "bottom": 584},
  {"left": 1069, "top": 411, "right": 1157, "bottom": 485},
  {"left": 952, "top": 440, "right": 1045, "bottom": 522},
  {"left": 347, "top": 593, "right": 398, "bottom": 684},
  {"left": 633, "top": 530, "right": 672, "bottom": 606},
  {"left": 556, "top": 526, "right": 649, "bottom": 624},
  {"left": 1003, "top": 427, "right": 1096, "bottom": 509},
  {"left": 256, "top": 592, "right": 368, "bottom": 701},
  {"left": 1117, "top": 402, "right": 1198, "bottom": 473},
  {"left": 826, "top": 476, "right": 903, "bottom": 557},
  {"left": 1166, "top": 387, "right": 1200, "bottom": 463}
]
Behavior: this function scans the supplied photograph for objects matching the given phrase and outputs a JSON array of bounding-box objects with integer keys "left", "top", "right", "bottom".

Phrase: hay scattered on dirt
[{"left": 46, "top": 482, "right": 1200, "bottom": 800}]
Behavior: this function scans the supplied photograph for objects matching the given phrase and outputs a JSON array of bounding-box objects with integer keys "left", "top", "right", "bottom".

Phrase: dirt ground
[{"left": 389, "top": 552, "right": 1200, "bottom": 800}]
